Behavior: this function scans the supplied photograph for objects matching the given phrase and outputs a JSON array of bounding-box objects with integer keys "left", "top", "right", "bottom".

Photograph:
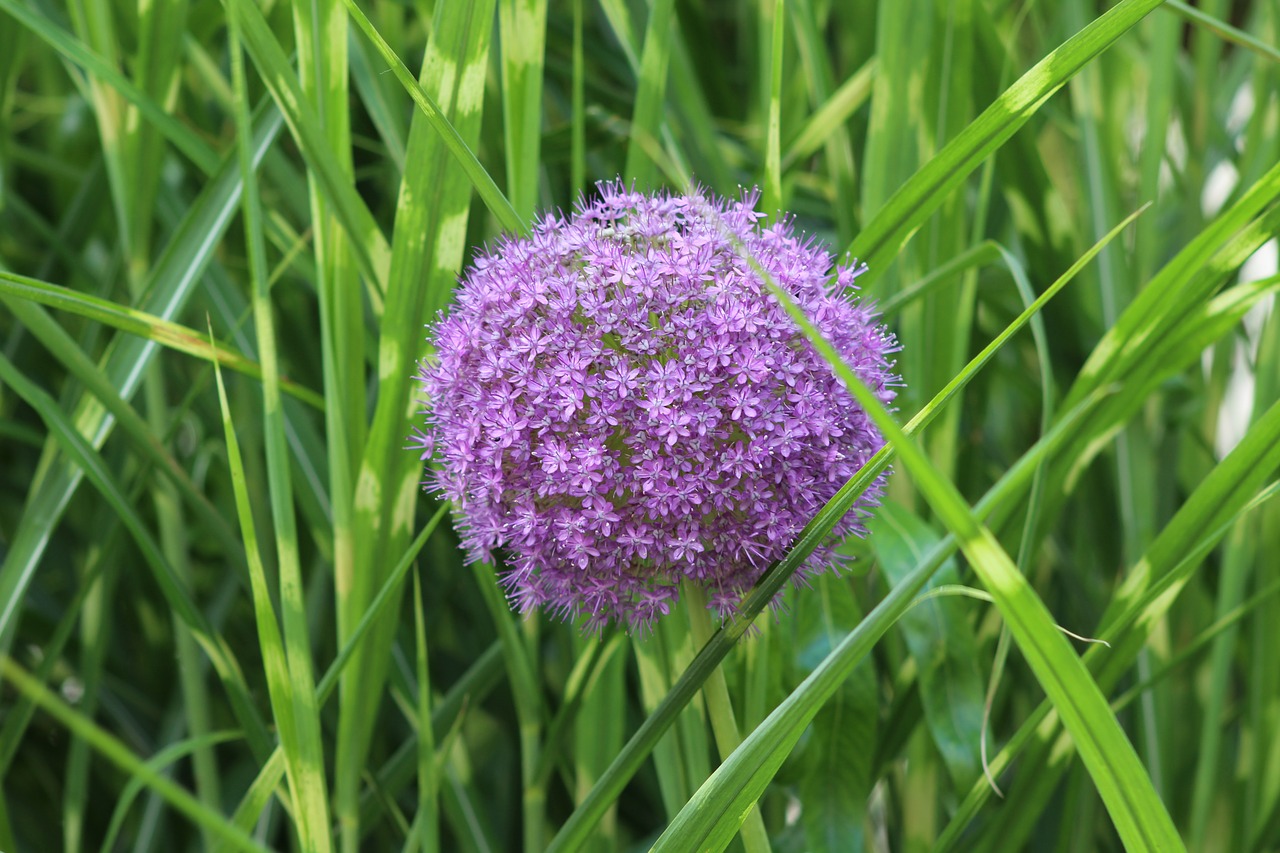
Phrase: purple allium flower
[{"left": 415, "top": 181, "right": 898, "bottom": 632}]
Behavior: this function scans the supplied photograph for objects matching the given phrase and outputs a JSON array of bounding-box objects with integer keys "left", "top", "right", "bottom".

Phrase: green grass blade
[
  {"left": 0, "top": 272, "right": 324, "bottom": 409},
  {"left": 212, "top": 505, "right": 449, "bottom": 852},
  {"left": 210, "top": 320, "right": 331, "bottom": 851},
  {"left": 871, "top": 503, "right": 985, "bottom": 793},
  {"left": 498, "top": 0, "right": 548, "bottom": 219},
  {"left": 1066, "top": 159, "right": 1280, "bottom": 410},
  {"left": 336, "top": 0, "right": 497, "bottom": 846},
  {"left": 848, "top": 0, "right": 1163, "bottom": 289},
  {"left": 753, "top": 271, "right": 1184, "bottom": 853},
  {"left": 97, "top": 730, "right": 244, "bottom": 853},
  {"left": 228, "top": 12, "right": 334, "bottom": 850},
  {"left": 222, "top": 0, "right": 390, "bottom": 303},
  {"left": 0, "top": 658, "right": 272, "bottom": 853},
  {"left": 402, "top": 570, "right": 439, "bottom": 853},
  {"left": 939, "top": 390, "right": 1280, "bottom": 852},
  {"left": 623, "top": 0, "right": 676, "bottom": 188},
  {"left": 0, "top": 352, "right": 273, "bottom": 759},
  {"left": 338, "top": 0, "right": 524, "bottom": 235},
  {"left": 0, "top": 104, "right": 284, "bottom": 658}
]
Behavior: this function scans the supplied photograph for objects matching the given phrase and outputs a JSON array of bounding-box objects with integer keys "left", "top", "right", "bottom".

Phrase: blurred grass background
[{"left": 0, "top": 0, "right": 1278, "bottom": 850}]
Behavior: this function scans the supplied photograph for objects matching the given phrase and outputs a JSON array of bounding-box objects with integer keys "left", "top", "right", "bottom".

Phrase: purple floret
[{"left": 415, "top": 181, "right": 898, "bottom": 632}]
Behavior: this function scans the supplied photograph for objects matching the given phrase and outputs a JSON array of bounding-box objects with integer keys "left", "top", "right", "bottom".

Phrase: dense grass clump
[{"left": 0, "top": 1, "right": 1277, "bottom": 851}]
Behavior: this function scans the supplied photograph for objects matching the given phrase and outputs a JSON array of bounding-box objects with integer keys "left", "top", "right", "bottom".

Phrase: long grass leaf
[
  {"left": 0, "top": 659, "right": 272, "bottom": 853},
  {"left": 848, "top": 0, "right": 1163, "bottom": 288}
]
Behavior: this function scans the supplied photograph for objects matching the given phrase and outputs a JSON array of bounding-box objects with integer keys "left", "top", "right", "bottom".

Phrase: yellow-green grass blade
[
  {"left": 1066, "top": 159, "right": 1280, "bottom": 411},
  {"left": 499, "top": 0, "right": 548, "bottom": 220},
  {"left": 1109, "top": 561, "right": 1280, "bottom": 719},
  {"left": 761, "top": 0, "right": 784, "bottom": 216},
  {"left": 290, "top": 0, "right": 368, "bottom": 523},
  {"left": 848, "top": 0, "right": 1164, "bottom": 290},
  {"left": 112, "top": 0, "right": 189, "bottom": 274},
  {"left": 623, "top": 0, "right": 677, "bottom": 188},
  {"left": 0, "top": 271, "right": 324, "bottom": 410},
  {"left": 0, "top": 352, "right": 273, "bottom": 759},
  {"left": 338, "top": 0, "right": 524, "bottom": 235},
  {"left": 212, "top": 505, "right": 449, "bottom": 852},
  {"left": 0, "top": 658, "right": 272, "bottom": 853},
  {"left": 0, "top": 0, "right": 219, "bottom": 175},
  {"left": 222, "top": 0, "right": 390, "bottom": 305},
  {"left": 1047, "top": 206, "right": 1280, "bottom": 521},
  {"left": 96, "top": 730, "right": 244, "bottom": 853},
  {"left": 336, "top": 0, "right": 498, "bottom": 846},
  {"left": 229, "top": 12, "right": 334, "bottom": 851},
  {"left": 939, "top": 386, "right": 1280, "bottom": 852},
  {"left": 211, "top": 320, "right": 331, "bottom": 853},
  {"left": 0, "top": 104, "right": 284, "bottom": 659},
  {"left": 780, "top": 56, "right": 875, "bottom": 173}
]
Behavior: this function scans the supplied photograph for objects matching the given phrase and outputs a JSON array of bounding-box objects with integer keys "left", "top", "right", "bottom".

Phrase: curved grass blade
[
  {"left": 0, "top": 103, "right": 284, "bottom": 659},
  {"left": 0, "top": 352, "right": 273, "bottom": 759},
  {"left": 97, "top": 730, "right": 244, "bottom": 853},
  {"left": 222, "top": 0, "right": 390, "bottom": 303},
  {"left": 847, "top": 0, "right": 1163, "bottom": 288},
  {"left": 213, "top": 504, "right": 450, "bottom": 852},
  {"left": 337, "top": 0, "right": 524, "bottom": 235},
  {"left": 937, "top": 392, "right": 1280, "bottom": 852},
  {"left": 0, "top": 658, "right": 272, "bottom": 853},
  {"left": 0, "top": 271, "right": 324, "bottom": 409}
]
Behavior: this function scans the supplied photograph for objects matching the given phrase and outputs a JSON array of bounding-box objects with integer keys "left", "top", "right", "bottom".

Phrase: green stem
[{"left": 682, "top": 583, "right": 772, "bottom": 853}]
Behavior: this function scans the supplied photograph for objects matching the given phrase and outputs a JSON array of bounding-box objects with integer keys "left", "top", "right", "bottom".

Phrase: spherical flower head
[{"left": 415, "top": 181, "right": 898, "bottom": 633}]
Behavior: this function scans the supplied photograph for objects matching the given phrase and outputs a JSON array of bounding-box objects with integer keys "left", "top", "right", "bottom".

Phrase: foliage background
[{"left": 0, "top": 0, "right": 1278, "bottom": 850}]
